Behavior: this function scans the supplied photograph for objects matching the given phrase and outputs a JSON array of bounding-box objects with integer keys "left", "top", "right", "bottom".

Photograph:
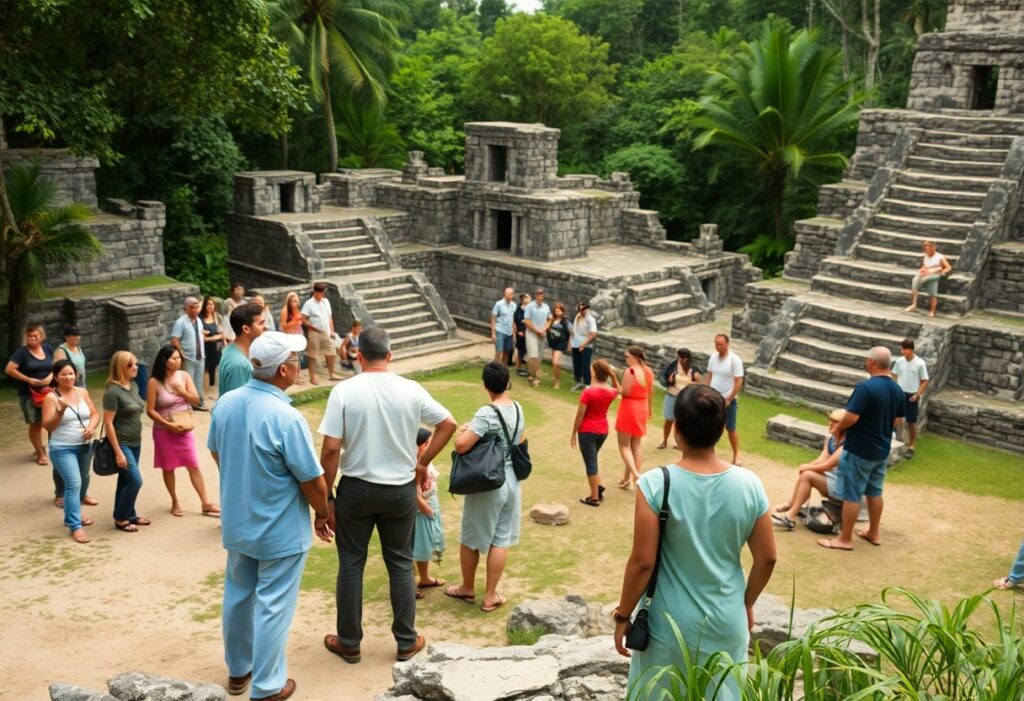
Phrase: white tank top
[{"left": 50, "top": 392, "right": 91, "bottom": 446}]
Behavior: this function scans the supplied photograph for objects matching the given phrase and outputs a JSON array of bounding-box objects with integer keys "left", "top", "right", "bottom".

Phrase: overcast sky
[{"left": 510, "top": 0, "right": 542, "bottom": 11}]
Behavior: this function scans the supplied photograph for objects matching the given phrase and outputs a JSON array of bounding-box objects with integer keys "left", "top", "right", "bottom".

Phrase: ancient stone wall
[
  {"left": 319, "top": 169, "right": 399, "bottom": 207},
  {"left": 225, "top": 215, "right": 317, "bottom": 288},
  {"left": 947, "top": 322, "right": 1024, "bottom": 399},
  {"left": 620, "top": 208, "right": 667, "bottom": 246},
  {"left": 927, "top": 395, "right": 1024, "bottom": 452},
  {"left": 982, "top": 244, "right": 1024, "bottom": 313},
  {"left": 945, "top": 0, "right": 1024, "bottom": 32},
  {"left": 907, "top": 34, "right": 1024, "bottom": 114},
  {"left": 233, "top": 171, "right": 319, "bottom": 216},
  {"left": 374, "top": 182, "right": 459, "bottom": 245},
  {"left": 731, "top": 281, "right": 805, "bottom": 342},
  {"left": 45, "top": 200, "right": 166, "bottom": 287},
  {"left": 2, "top": 148, "right": 98, "bottom": 208},
  {"left": 784, "top": 218, "right": 843, "bottom": 280}
]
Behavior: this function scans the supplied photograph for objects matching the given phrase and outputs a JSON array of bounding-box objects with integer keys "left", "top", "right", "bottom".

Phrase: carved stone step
[
  {"left": 636, "top": 293, "right": 693, "bottom": 317},
  {"left": 818, "top": 258, "right": 971, "bottom": 296},
  {"left": 795, "top": 317, "right": 908, "bottom": 351},
  {"left": 871, "top": 212, "right": 973, "bottom": 238},
  {"left": 855, "top": 244, "right": 960, "bottom": 268},
  {"left": 363, "top": 292, "right": 422, "bottom": 310},
  {"left": 370, "top": 308, "right": 435, "bottom": 327},
  {"left": 895, "top": 170, "right": 995, "bottom": 193},
  {"left": 322, "top": 253, "right": 384, "bottom": 266},
  {"left": 316, "top": 242, "right": 377, "bottom": 257},
  {"left": 913, "top": 142, "right": 1009, "bottom": 163},
  {"left": 905, "top": 156, "right": 1004, "bottom": 178},
  {"left": 877, "top": 198, "right": 979, "bottom": 224},
  {"left": 920, "top": 130, "right": 1020, "bottom": 149},
  {"left": 643, "top": 307, "right": 705, "bottom": 332},
  {"left": 887, "top": 184, "right": 987, "bottom": 208},
  {"left": 360, "top": 284, "right": 419, "bottom": 300},
  {"left": 629, "top": 278, "right": 687, "bottom": 300},
  {"left": 390, "top": 328, "right": 449, "bottom": 351},
  {"left": 860, "top": 227, "right": 966, "bottom": 255},
  {"left": 810, "top": 272, "right": 969, "bottom": 315},
  {"left": 786, "top": 335, "right": 875, "bottom": 370},
  {"left": 324, "top": 260, "right": 389, "bottom": 275},
  {"left": 305, "top": 226, "right": 364, "bottom": 241},
  {"left": 746, "top": 367, "right": 852, "bottom": 411},
  {"left": 776, "top": 352, "right": 868, "bottom": 386}
]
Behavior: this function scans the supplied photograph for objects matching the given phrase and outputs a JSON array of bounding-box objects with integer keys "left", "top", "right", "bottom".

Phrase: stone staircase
[
  {"left": 304, "top": 221, "right": 391, "bottom": 276},
  {"left": 809, "top": 125, "right": 1019, "bottom": 315},
  {"left": 352, "top": 274, "right": 450, "bottom": 351},
  {"left": 746, "top": 300, "right": 926, "bottom": 412},
  {"left": 625, "top": 277, "right": 706, "bottom": 331}
]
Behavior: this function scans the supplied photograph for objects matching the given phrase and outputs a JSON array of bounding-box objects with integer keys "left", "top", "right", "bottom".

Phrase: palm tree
[
  {"left": 693, "top": 22, "right": 865, "bottom": 241},
  {"left": 269, "top": 0, "right": 404, "bottom": 172},
  {"left": 1, "top": 161, "right": 101, "bottom": 353}
]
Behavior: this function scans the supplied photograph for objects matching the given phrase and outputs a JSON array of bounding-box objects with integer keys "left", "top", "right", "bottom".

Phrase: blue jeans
[
  {"left": 50, "top": 443, "right": 92, "bottom": 531},
  {"left": 572, "top": 346, "right": 593, "bottom": 385},
  {"left": 183, "top": 356, "right": 206, "bottom": 407},
  {"left": 1007, "top": 539, "right": 1024, "bottom": 585},
  {"left": 114, "top": 444, "right": 144, "bottom": 522},
  {"left": 224, "top": 549, "right": 308, "bottom": 698}
]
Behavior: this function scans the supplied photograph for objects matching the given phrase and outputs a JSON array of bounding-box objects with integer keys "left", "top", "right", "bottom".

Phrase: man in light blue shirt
[
  {"left": 170, "top": 296, "right": 207, "bottom": 410},
  {"left": 523, "top": 288, "right": 552, "bottom": 386},
  {"left": 208, "top": 331, "right": 331, "bottom": 701},
  {"left": 490, "top": 286, "right": 517, "bottom": 365}
]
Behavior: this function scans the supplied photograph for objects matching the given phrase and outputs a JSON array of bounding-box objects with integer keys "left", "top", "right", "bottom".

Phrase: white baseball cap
[{"left": 250, "top": 331, "right": 307, "bottom": 370}]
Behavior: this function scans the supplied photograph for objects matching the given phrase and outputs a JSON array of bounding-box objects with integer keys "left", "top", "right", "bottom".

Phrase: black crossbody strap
[
  {"left": 489, "top": 402, "right": 519, "bottom": 450},
  {"left": 644, "top": 466, "right": 672, "bottom": 603}
]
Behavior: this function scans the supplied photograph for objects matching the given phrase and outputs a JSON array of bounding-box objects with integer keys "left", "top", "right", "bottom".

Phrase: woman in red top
[
  {"left": 571, "top": 360, "right": 620, "bottom": 506},
  {"left": 615, "top": 345, "right": 654, "bottom": 490}
]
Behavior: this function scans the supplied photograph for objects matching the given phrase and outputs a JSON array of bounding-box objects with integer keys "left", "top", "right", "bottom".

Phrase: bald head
[{"left": 866, "top": 346, "right": 891, "bottom": 375}]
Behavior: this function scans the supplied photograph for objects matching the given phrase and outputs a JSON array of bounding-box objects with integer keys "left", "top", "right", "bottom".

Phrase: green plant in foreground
[
  {"left": 507, "top": 626, "right": 548, "bottom": 646},
  {"left": 630, "top": 588, "right": 1024, "bottom": 700}
]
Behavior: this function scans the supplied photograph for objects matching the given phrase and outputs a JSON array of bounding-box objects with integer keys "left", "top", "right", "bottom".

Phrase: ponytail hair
[{"left": 625, "top": 344, "right": 647, "bottom": 365}]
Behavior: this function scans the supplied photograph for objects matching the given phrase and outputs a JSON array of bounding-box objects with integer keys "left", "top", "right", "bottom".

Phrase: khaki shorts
[
  {"left": 525, "top": 332, "right": 542, "bottom": 359},
  {"left": 307, "top": 328, "right": 335, "bottom": 361}
]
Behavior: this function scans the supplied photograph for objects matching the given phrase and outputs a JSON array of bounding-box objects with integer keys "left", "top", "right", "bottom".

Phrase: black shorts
[
  {"left": 579, "top": 432, "right": 607, "bottom": 476},
  {"left": 904, "top": 392, "right": 919, "bottom": 424}
]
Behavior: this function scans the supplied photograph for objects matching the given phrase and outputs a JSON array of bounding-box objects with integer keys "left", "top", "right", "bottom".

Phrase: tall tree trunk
[
  {"left": 0, "top": 118, "right": 17, "bottom": 271},
  {"left": 6, "top": 282, "right": 27, "bottom": 355},
  {"left": 861, "top": 0, "right": 881, "bottom": 100},
  {"left": 808, "top": 0, "right": 814, "bottom": 28},
  {"left": 768, "top": 169, "right": 788, "bottom": 240},
  {"left": 323, "top": 75, "right": 338, "bottom": 172}
]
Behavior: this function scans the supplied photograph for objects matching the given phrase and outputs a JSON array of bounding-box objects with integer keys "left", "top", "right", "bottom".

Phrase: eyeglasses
[{"left": 284, "top": 357, "right": 301, "bottom": 365}]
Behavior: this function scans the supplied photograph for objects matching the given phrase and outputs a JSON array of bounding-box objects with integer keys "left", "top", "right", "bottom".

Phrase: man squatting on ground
[
  {"left": 818, "top": 346, "right": 905, "bottom": 552},
  {"left": 208, "top": 332, "right": 332, "bottom": 701}
]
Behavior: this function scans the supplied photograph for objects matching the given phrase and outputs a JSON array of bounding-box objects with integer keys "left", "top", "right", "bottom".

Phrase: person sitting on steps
[{"left": 904, "top": 240, "right": 952, "bottom": 318}]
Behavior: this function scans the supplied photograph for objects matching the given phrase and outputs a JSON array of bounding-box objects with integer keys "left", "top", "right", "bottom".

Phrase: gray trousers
[
  {"left": 334, "top": 476, "right": 417, "bottom": 648},
  {"left": 183, "top": 356, "right": 206, "bottom": 407}
]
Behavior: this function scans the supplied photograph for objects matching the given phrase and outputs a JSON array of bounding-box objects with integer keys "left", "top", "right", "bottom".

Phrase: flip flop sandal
[
  {"left": 993, "top": 577, "right": 1021, "bottom": 590},
  {"left": 171, "top": 507, "right": 184, "bottom": 517},
  {"left": 598, "top": 485, "right": 606, "bottom": 501},
  {"left": 817, "top": 539, "right": 853, "bottom": 551},
  {"left": 416, "top": 591, "right": 425, "bottom": 599},
  {"left": 81, "top": 517, "right": 94, "bottom": 527},
  {"left": 417, "top": 578, "right": 446, "bottom": 589},
  {"left": 71, "top": 530, "right": 89, "bottom": 544},
  {"left": 443, "top": 586, "right": 475, "bottom": 603},
  {"left": 202, "top": 505, "right": 221, "bottom": 517},
  {"left": 480, "top": 595, "right": 507, "bottom": 613},
  {"left": 54, "top": 497, "right": 64, "bottom": 509},
  {"left": 855, "top": 530, "right": 881, "bottom": 547},
  {"left": 771, "top": 513, "right": 796, "bottom": 530},
  {"left": 131, "top": 517, "right": 152, "bottom": 526},
  {"left": 115, "top": 521, "right": 139, "bottom": 532},
  {"left": 82, "top": 496, "right": 99, "bottom": 506},
  {"left": 579, "top": 497, "right": 600, "bottom": 507}
]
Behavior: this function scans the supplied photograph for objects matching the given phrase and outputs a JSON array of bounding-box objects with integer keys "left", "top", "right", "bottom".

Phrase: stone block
[
  {"left": 529, "top": 503, "right": 570, "bottom": 525},
  {"left": 106, "top": 672, "right": 226, "bottom": 701},
  {"left": 49, "top": 683, "right": 119, "bottom": 701}
]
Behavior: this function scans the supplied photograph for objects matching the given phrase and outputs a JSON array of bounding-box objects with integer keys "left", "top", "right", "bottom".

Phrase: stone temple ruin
[
  {"left": 226, "top": 121, "right": 759, "bottom": 357},
  {"left": 5, "top": 0, "right": 1022, "bottom": 456},
  {"left": 733, "top": 0, "right": 1024, "bottom": 453}
]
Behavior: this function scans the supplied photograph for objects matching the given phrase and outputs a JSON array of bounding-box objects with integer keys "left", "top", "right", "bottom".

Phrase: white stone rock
[
  {"left": 49, "top": 684, "right": 118, "bottom": 701},
  {"left": 529, "top": 503, "right": 570, "bottom": 525},
  {"left": 106, "top": 672, "right": 226, "bottom": 701},
  {"left": 508, "top": 594, "right": 589, "bottom": 637}
]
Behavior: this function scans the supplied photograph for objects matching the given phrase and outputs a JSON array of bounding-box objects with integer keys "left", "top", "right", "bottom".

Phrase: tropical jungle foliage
[{"left": 1, "top": 0, "right": 949, "bottom": 291}]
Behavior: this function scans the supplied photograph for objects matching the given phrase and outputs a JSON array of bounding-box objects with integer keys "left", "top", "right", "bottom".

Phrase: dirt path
[{"left": 3, "top": 343, "right": 1022, "bottom": 699}]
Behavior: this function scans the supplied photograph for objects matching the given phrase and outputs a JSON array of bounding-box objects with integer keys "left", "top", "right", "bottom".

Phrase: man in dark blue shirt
[{"left": 818, "top": 346, "right": 905, "bottom": 552}]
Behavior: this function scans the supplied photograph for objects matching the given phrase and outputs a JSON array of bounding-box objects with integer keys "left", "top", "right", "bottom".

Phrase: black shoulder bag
[
  {"left": 449, "top": 422, "right": 507, "bottom": 495},
  {"left": 625, "top": 466, "right": 671, "bottom": 651},
  {"left": 491, "top": 402, "right": 532, "bottom": 481}
]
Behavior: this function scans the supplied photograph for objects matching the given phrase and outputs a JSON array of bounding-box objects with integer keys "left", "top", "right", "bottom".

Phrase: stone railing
[
  {"left": 959, "top": 136, "right": 1024, "bottom": 311},
  {"left": 835, "top": 127, "right": 923, "bottom": 257}
]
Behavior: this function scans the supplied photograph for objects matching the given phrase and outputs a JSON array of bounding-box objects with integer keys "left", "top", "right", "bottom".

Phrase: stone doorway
[
  {"left": 279, "top": 182, "right": 297, "bottom": 212},
  {"left": 494, "top": 210, "right": 513, "bottom": 250},
  {"left": 487, "top": 145, "right": 508, "bottom": 182},
  {"left": 969, "top": 65, "right": 999, "bottom": 110}
]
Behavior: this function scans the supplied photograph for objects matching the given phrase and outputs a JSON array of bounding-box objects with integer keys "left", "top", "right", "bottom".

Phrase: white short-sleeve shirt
[
  {"left": 892, "top": 355, "right": 929, "bottom": 394},
  {"left": 318, "top": 372, "right": 452, "bottom": 486},
  {"left": 707, "top": 350, "right": 744, "bottom": 397},
  {"left": 301, "top": 296, "right": 332, "bottom": 334}
]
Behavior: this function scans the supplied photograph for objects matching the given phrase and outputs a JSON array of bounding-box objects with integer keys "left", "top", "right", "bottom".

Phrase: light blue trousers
[
  {"left": 1008, "top": 538, "right": 1024, "bottom": 585},
  {"left": 223, "top": 549, "right": 308, "bottom": 698}
]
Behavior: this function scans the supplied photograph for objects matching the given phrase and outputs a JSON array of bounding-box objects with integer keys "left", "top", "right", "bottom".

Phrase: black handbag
[
  {"left": 625, "top": 466, "right": 671, "bottom": 651},
  {"left": 92, "top": 423, "right": 119, "bottom": 477},
  {"left": 449, "top": 434, "right": 506, "bottom": 495},
  {"left": 491, "top": 402, "right": 532, "bottom": 481}
]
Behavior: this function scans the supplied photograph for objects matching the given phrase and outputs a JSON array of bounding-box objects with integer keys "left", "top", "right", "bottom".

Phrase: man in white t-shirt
[
  {"left": 704, "top": 333, "right": 745, "bottom": 465},
  {"left": 891, "top": 337, "right": 928, "bottom": 457},
  {"left": 301, "top": 282, "right": 340, "bottom": 384},
  {"left": 490, "top": 286, "right": 518, "bottom": 366},
  {"left": 318, "top": 326, "right": 457, "bottom": 664},
  {"left": 523, "top": 288, "right": 552, "bottom": 386}
]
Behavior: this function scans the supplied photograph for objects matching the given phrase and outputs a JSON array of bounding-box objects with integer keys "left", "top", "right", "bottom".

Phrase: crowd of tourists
[{"left": 6, "top": 275, "right": 1022, "bottom": 701}]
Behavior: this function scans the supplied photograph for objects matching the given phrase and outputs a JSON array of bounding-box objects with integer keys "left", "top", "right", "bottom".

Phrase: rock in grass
[
  {"left": 106, "top": 672, "right": 226, "bottom": 701},
  {"left": 529, "top": 503, "right": 569, "bottom": 525},
  {"left": 49, "top": 684, "right": 118, "bottom": 701},
  {"left": 508, "top": 594, "right": 589, "bottom": 638}
]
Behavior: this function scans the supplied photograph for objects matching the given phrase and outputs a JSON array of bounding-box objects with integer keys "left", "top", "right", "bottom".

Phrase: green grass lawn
[{"left": 42, "top": 275, "right": 177, "bottom": 299}]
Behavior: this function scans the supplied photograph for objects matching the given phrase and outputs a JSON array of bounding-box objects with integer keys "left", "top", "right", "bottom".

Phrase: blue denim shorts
[
  {"left": 904, "top": 392, "right": 919, "bottom": 424},
  {"left": 724, "top": 399, "right": 738, "bottom": 432},
  {"left": 834, "top": 450, "right": 887, "bottom": 502},
  {"left": 495, "top": 332, "right": 514, "bottom": 353}
]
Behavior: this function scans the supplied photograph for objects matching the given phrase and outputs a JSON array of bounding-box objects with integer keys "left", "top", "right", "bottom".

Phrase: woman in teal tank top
[
  {"left": 53, "top": 324, "right": 87, "bottom": 387},
  {"left": 613, "top": 384, "right": 777, "bottom": 700}
]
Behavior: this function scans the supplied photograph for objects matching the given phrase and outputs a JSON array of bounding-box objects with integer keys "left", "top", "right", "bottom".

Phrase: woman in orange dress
[{"left": 615, "top": 345, "right": 654, "bottom": 490}]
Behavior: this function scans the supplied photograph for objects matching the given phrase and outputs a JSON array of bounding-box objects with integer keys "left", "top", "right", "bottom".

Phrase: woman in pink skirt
[{"left": 146, "top": 345, "right": 219, "bottom": 518}]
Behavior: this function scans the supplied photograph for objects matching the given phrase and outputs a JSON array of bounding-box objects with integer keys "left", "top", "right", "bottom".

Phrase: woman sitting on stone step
[{"left": 904, "top": 240, "right": 952, "bottom": 317}]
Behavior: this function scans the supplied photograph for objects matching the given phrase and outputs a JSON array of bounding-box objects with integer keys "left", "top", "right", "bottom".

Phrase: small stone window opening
[
  {"left": 495, "top": 210, "right": 513, "bottom": 250},
  {"left": 279, "top": 182, "right": 297, "bottom": 213},
  {"left": 970, "top": 65, "right": 999, "bottom": 110},
  {"left": 487, "top": 145, "right": 508, "bottom": 182},
  {"left": 700, "top": 275, "right": 718, "bottom": 304}
]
